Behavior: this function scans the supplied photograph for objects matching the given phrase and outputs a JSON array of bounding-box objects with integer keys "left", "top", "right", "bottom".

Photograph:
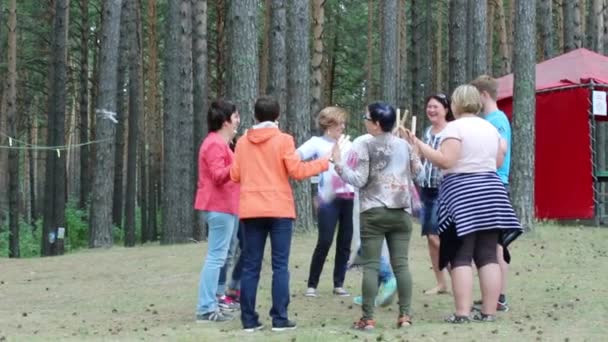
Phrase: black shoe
[
  {"left": 243, "top": 321, "right": 264, "bottom": 332},
  {"left": 271, "top": 320, "right": 297, "bottom": 332}
]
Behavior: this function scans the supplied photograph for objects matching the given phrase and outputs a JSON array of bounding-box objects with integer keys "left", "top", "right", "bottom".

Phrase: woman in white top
[
  {"left": 297, "top": 106, "right": 355, "bottom": 297},
  {"left": 405, "top": 85, "right": 522, "bottom": 323}
]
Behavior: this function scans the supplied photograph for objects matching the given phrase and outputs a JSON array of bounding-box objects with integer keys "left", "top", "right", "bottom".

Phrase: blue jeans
[
  {"left": 240, "top": 218, "right": 293, "bottom": 328},
  {"left": 196, "top": 211, "right": 238, "bottom": 315},
  {"left": 419, "top": 187, "right": 439, "bottom": 236},
  {"left": 218, "top": 220, "right": 243, "bottom": 294}
]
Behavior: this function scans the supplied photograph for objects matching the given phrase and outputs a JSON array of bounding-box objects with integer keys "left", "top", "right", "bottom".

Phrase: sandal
[
  {"left": 352, "top": 318, "right": 375, "bottom": 331},
  {"left": 397, "top": 314, "right": 412, "bottom": 328},
  {"left": 444, "top": 314, "right": 471, "bottom": 324},
  {"left": 471, "top": 311, "right": 496, "bottom": 322}
]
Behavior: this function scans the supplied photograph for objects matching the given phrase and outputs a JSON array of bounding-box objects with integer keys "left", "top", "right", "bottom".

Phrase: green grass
[{"left": 0, "top": 223, "right": 607, "bottom": 341}]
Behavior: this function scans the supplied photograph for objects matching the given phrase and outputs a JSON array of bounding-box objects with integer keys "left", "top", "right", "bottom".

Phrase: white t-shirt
[
  {"left": 297, "top": 136, "right": 355, "bottom": 202},
  {"left": 441, "top": 116, "right": 500, "bottom": 174}
]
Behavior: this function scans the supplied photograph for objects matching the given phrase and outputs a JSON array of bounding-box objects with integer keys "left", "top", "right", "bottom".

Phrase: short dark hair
[
  {"left": 367, "top": 102, "right": 396, "bottom": 132},
  {"left": 254, "top": 96, "right": 280, "bottom": 122},
  {"left": 207, "top": 100, "right": 236, "bottom": 132},
  {"left": 425, "top": 93, "right": 455, "bottom": 122}
]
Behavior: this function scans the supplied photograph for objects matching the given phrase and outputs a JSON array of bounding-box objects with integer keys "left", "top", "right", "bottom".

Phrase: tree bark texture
[
  {"left": 539, "top": 0, "right": 554, "bottom": 60},
  {"left": 449, "top": 0, "right": 467, "bottom": 93},
  {"left": 227, "top": 0, "right": 258, "bottom": 130},
  {"left": 124, "top": 0, "right": 144, "bottom": 247},
  {"left": 511, "top": 0, "right": 536, "bottom": 231},
  {"left": 381, "top": 0, "right": 398, "bottom": 105},
  {"left": 487, "top": 0, "right": 495, "bottom": 74},
  {"left": 268, "top": 0, "right": 287, "bottom": 130},
  {"left": 145, "top": 0, "right": 160, "bottom": 242},
  {"left": 311, "top": 0, "right": 325, "bottom": 124},
  {"left": 7, "top": 0, "right": 19, "bottom": 258},
  {"left": 192, "top": 0, "right": 208, "bottom": 241},
  {"left": 162, "top": 0, "right": 194, "bottom": 244},
  {"left": 42, "top": 0, "right": 70, "bottom": 256},
  {"left": 471, "top": 0, "right": 487, "bottom": 77},
  {"left": 564, "top": 0, "right": 583, "bottom": 51},
  {"left": 112, "top": 2, "right": 130, "bottom": 229},
  {"left": 89, "top": 0, "right": 123, "bottom": 248},
  {"left": 79, "top": 0, "right": 91, "bottom": 209},
  {"left": 287, "top": 1, "right": 313, "bottom": 231},
  {"left": 496, "top": 0, "right": 511, "bottom": 75},
  {"left": 259, "top": 0, "right": 271, "bottom": 97}
]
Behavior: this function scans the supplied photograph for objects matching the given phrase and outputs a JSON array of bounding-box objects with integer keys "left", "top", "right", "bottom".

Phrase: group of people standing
[{"left": 193, "top": 75, "right": 522, "bottom": 332}]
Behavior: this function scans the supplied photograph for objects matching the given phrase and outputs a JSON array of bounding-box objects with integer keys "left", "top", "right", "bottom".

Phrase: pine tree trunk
[
  {"left": 487, "top": 0, "right": 495, "bottom": 74},
  {"left": 512, "top": 0, "right": 536, "bottom": 231},
  {"left": 496, "top": 0, "right": 510, "bottom": 75},
  {"left": 227, "top": 0, "right": 258, "bottom": 130},
  {"left": 259, "top": 0, "right": 271, "bottom": 96},
  {"left": 89, "top": 0, "right": 123, "bottom": 248},
  {"left": 162, "top": 0, "right": 194, "bottom": 244},
  {"left": 412, "top": 0, "right": 430, "bottom": 123},
  {"left": 466, "top": 0, "right": 473, "bottom": 81},
  {"left": 398, "top": 0, "right": 410, "bottom": 110},
  {"left": 124, "top": 0, "right": 143, "bottom": 247},
  {"left": 192, "top": 0, "right": 208, "bottom": 241},
  {"left": 367, "top": 0, "right": 375, "bottom": 104},
  {"left": 564, "top": 0, "right": 583, "bottom": 51},
  {"left": 7, "top": 0, "right": 19, "bottom": 258},
  {"left": 555, "top": 0, "right": 565, "bottom": 52},
  {"left": 590, "top": 0, "right": 604, "bottom": 52},
  {"left": 145, "top": 0, "right": 160, "bottom": 242},
  {"left": 215, "top": 0, "right": 226, "bottom": 98},
  {"left": 449, "top": 0, "right": 467, "bottom": 93},
  {"left": 287, "top": 1, "right": 313, "bottom": 232},
  {"left": 509, "top": 0, "right": 516, "bottom": 63},
  {"left": 381, "top": 0, "right": 398, "bottom": 104},
  {"left": 311, "top": 0, "right": 325, "bottom": 122},
  {"left": 79, "top": 0, "right": 91, "bottom": 209},
  {"left": 268, "top": 0, "right": 287, "bottom": 130},
  {"left": 471, "top": 0, "right": 487, "bottom": 77},
  {"left": 42, "top": 0, "right": 70, "bottom": 256},
  {"left": 539, "top": 0, "right": 554, "bottom": 60},
  {"left": 603, "top": 0, "right": 608, "bottom": 55},
  {"left": 113, "top": 2, "right": 130, "bottom": 229}
]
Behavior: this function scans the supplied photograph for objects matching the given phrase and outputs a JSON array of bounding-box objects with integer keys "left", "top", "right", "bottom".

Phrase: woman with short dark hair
[
  {"left": 334, "top": 102, "right": 422, "bottom": 330},
  {"left": 194, "top": 100, "right": 241, "bottom": 323}
]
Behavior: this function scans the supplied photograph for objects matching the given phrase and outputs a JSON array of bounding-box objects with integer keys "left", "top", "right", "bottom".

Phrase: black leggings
[{"left": 451, "top": 230, "right": 499, "bottom": 268}]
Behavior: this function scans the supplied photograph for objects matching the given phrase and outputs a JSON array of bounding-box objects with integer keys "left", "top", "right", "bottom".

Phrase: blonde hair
[
  {"left": 317, "top": 106, "right": 348, "bottom": 131},
  {"left": 470, "top": 74, "right": 498, "bottom": 100},
  {"left": 451, "top": 85, "right": 482, "bottom": 115}
]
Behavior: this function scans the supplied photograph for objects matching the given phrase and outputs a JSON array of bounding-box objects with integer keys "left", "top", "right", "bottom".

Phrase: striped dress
[{"left": 436, "top": 172, "right": 522, "bottom": 237}]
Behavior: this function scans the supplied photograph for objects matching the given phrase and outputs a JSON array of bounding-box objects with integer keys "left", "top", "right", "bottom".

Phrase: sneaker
[
  {"left": 304, "top": 287, "right": 318, "bottom": 297},
  {"left": 243, "top": 321, "right": 264, "bottom": 332},
  {"left": 333, "top": 287, "right": 350, "bottom": 297},
  {"left": 226, "top": 289, "right": 241, "bottom": 303},
  {"left": 196, "top": 310, "right": 233, "bottom": 323},
  {"left": 218, "top": 295, "right": 240, "bottom": 312},
  {"left": 272, "top": 320, "right": 297, "bottom": 331},
  {"left": 472, "top": 311, "right": 497, "bottom": 322},
  {"left": 472, "top": 299, "right": 509, "bottom": 312},
  {"left": 377, "top": 277, "right": 397, "bottom": 307},
  {"left": 352, "top": 318, "right": 375, "bottom": 331}
]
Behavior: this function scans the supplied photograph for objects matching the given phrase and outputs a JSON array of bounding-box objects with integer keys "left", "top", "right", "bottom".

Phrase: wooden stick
[{"left": 411, "top": 116, "right": 417, "bottom": 134}]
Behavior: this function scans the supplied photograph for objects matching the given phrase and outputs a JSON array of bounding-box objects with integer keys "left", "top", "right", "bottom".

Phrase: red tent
[{"left": 496, "top": 48, "right": 608, "bottom": 222}]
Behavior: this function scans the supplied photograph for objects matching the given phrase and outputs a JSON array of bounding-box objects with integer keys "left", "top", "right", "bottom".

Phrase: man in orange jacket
[{"left": 230, "top": 96, "right": 337, "bottom": 332}]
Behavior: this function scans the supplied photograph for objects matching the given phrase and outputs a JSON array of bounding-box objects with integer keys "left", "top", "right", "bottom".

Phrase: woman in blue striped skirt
[{"left": 404, "top": 85, "right": 522, "bottom": 323}]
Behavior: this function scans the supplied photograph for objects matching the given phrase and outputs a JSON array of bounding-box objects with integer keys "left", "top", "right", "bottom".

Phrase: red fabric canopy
[{"left": 497, "top": 48, "right": 608, "bottom": 100}]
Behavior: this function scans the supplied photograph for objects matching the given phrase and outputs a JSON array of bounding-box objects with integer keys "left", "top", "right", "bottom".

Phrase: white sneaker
[
  {"left": 304, "top": 287, "right": 318, "bottom": 297},
  {"left": 333, "top": 287, "right": 350, "bottom": 297}
]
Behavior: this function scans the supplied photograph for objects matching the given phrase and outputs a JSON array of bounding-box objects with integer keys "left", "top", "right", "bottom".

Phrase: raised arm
[{"left": 283, "top": 136, "right": 329, "bottom": 180}]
